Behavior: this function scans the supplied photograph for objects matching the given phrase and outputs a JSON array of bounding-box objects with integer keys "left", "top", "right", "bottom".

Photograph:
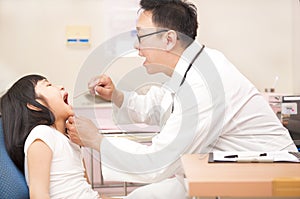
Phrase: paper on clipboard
[{"left": 208, "top": 151, "right": 300, "bottom": 163}]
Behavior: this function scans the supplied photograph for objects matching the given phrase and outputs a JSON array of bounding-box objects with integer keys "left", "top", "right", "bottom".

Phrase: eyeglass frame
[{"left": 136, "top": 29, "right": 168, "bottom": 43}]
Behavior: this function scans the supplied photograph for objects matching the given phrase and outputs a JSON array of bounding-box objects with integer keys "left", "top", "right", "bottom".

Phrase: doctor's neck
[{"left": 163, "top": 45, "right": 186, "bottom": 76}]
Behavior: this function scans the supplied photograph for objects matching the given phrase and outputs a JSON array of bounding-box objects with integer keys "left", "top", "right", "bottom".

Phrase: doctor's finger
[
  {"left": 95, "top": 86, "right": 113, "bottom": 100},
  {"left": 66, "top": 122, "right": 76, "bottom": 132},
  {"left": 67, "top": 116, "right": 75, "bottom": 124},
  {"left": 98, "top": 75, "right": 113, "bottom": 87},
  {"left": 88, "top": 76, "right": 103, "bottom": 95},
  {"left": 68, "top": 131, "right": 84, "bottom": 146},
  {"left": 88, "top": 76, "right": 101, "bottom": 87}
]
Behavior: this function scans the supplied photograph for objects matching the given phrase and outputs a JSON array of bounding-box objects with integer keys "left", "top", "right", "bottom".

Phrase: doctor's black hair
[
  {"left": 0, "top": 74, "right": 55, "bottom": 173},
  {"left": 140, "top": 0, "right": 198, "bottom": 40}
]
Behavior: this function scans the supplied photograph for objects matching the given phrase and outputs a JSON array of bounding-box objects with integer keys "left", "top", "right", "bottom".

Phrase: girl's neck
[{"left": 52, "top": 120, "right": 66, "bottom": 135}]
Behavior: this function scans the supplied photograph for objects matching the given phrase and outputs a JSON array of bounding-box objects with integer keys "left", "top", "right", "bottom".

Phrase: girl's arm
[{"left": 27, "top": 139, "right": 52, "bottom": 199}]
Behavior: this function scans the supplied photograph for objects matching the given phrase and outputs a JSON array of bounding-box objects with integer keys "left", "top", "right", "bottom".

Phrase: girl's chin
[
  {"left": 64, "top": 114, "right": 73, "bottom": 122},
  {"left": 65, "top": 104, "right": 73, "bottom": 112},
  {"left": 67, "top": 103, "right": 73, "bottom": 109},
  {"left": 69, "top": 110, "right": 75, "bottom": 117},
  {"left": 65, "top": 107, "right": 75, "bottom": 118}
]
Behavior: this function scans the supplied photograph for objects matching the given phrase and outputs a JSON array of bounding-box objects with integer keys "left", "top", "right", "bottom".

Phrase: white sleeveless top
[{"left": 24, "top": 125, "right": 99, "bottom": 199}]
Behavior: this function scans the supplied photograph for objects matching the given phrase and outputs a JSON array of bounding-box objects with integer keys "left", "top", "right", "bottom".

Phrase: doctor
[{"left": 67, "top": 0, "right": 297, "bottom": 198}]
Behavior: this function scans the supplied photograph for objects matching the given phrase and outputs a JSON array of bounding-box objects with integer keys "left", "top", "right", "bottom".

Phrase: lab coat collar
[{"left": 164, "top": 41, "right": 204, "bottom": 93}]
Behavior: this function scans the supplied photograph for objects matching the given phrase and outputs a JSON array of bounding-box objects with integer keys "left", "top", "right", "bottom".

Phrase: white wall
[
  {"left": 0, "top": 0, "right": 299, "bottom": 101},
  {"left": 195, "top": 0, "right": 298, "bottom": 93},
  {"left": 0, "top": 0, "right": 139, "bottom": 95},
  {"left": 293, "top": 0, "right": 300, "bottom": 94},
  {"left": 0, "top": 0, "right": 104, "bottom": 95}
]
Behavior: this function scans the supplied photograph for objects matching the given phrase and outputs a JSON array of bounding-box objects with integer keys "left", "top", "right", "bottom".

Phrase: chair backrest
[{"left": 0, "top": 118, "right": 29, "bottom": 199}]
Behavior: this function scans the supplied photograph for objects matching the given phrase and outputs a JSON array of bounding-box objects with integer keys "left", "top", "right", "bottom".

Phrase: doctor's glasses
[{"left": 136, "top": 29, "right": 168, "bottom": 43}]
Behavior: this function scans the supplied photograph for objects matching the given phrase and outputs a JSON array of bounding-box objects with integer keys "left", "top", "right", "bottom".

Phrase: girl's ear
[{"left": 26, "top": 103, "right": 42, "bottom": 111}]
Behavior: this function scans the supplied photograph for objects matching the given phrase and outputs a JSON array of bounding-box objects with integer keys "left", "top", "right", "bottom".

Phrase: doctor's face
[{"left": 135, "top": 11, "right": 170, "bottom": 75}]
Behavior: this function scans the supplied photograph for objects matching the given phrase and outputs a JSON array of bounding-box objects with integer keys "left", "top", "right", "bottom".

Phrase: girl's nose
[{"left": 57, "top": 85, "right": 65, "bottom": 90}]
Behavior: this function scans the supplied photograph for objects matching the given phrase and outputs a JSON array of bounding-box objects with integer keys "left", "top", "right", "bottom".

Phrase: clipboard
[{"left": 208, "top": 151, "right": 300, "bottom": 163}]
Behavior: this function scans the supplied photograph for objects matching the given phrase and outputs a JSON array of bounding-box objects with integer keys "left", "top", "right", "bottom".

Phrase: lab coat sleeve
[
  {"left": 100, "top": 83, "right": 213, "bottom": 183},
  {"left": 101, "top": 109, "right": 185, "bottom": 183},
  {"left": 101, "top": 136, "right": 182, "bottom": 183},
  {"left": 113, "top": 86, "right": 166, "bottom": 126}
]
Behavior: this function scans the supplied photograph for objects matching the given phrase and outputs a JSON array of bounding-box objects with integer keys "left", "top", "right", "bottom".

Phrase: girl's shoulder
[
  {"left": 24, "top": 125, "right": 58, "bottom": 153},
  {"left": 31, "top": 124, "right": 53, "bottom": 132},
  {"left": 29, "top": 125, "right": 55, "bottom": 137},
  {"left": 29, "top": 125, "right": 64, "bottom": 142}
]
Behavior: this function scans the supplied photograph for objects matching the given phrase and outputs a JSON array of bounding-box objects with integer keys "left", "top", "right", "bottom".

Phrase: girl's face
[{"left": 35, "top": 79, "right": 74, "bottom": 121}]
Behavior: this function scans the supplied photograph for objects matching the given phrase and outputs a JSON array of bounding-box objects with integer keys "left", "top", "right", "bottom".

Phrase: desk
[{"left": 181, "top": 154, "right": 300, "bottom": 198}]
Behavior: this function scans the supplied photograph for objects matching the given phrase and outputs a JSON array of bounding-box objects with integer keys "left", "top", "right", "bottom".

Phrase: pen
[
  {"left": 224, "top": 154, "right": 238, "bottom": 158},
  {"left": 224, "top": 153, "right": 267, "bottom": 158}
]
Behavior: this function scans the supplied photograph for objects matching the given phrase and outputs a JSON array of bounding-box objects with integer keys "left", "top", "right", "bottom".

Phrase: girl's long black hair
[{"left": 0, "top": 74, "right": 55, "bottom": 173}]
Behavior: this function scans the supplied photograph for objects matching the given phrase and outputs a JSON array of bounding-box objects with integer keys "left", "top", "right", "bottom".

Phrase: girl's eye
[{"left": 47, "top": 84, "right": 52, "bottom": 87}]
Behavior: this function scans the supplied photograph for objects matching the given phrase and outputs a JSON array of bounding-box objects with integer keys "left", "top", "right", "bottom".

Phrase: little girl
[{"left": 1, "top": 74, "right": 104, "bottom": 198}]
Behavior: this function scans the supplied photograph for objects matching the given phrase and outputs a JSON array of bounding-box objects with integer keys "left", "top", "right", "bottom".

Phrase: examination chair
[{"left": 0, "top": 117, "right": 29, "bottom": 199}]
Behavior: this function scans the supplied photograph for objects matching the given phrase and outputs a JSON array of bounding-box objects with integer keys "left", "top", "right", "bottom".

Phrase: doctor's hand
[
  {"left": 88, "top": 75, "right": 115, "bottom": 101},
  {"left": 88, "top": 74, "right": 124, "bottom": 108},
  {"left": 66, "top": 116, "right": 102, "bottom": 152}
]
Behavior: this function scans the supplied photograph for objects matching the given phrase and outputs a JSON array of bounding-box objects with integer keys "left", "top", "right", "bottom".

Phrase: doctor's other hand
[
  {"left": 66, "top": 116, "right": 102, "bottom": 152},
  {"left": 88, "top": 75, "right": 115, "bottom": 101}
]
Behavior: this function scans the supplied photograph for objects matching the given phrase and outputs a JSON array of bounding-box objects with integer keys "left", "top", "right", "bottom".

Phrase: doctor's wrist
[
  {"left": 90, "top": 134, "right": 102, "bottom": 152},
  {"left": 112, "top": 89, "right": 124, "bottom": 108}
]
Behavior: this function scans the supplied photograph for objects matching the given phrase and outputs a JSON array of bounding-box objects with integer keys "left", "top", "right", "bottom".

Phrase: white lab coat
[{"left": 100, "top": 42, "right": 297, "bottom": 198}]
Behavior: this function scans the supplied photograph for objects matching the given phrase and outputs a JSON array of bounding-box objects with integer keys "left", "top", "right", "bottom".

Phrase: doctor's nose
[
  {"left": 134, "top": 40, "right": 144, "bottom": 57},
  {"left": 134, "top": 39, "right": 140, "bottom": 50}
]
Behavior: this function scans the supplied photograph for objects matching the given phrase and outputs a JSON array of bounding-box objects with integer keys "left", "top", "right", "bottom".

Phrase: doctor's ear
[
  {"left": 27, "top": 103, "right": 42, "bottom": 111},
  {"left": 164, "top": 30, "right": 178, "bottom": 51}
]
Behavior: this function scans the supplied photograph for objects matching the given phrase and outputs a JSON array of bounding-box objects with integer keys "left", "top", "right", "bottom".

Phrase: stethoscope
[{"left": 171, "top": 44, "right": 205, "bottom": 113}]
